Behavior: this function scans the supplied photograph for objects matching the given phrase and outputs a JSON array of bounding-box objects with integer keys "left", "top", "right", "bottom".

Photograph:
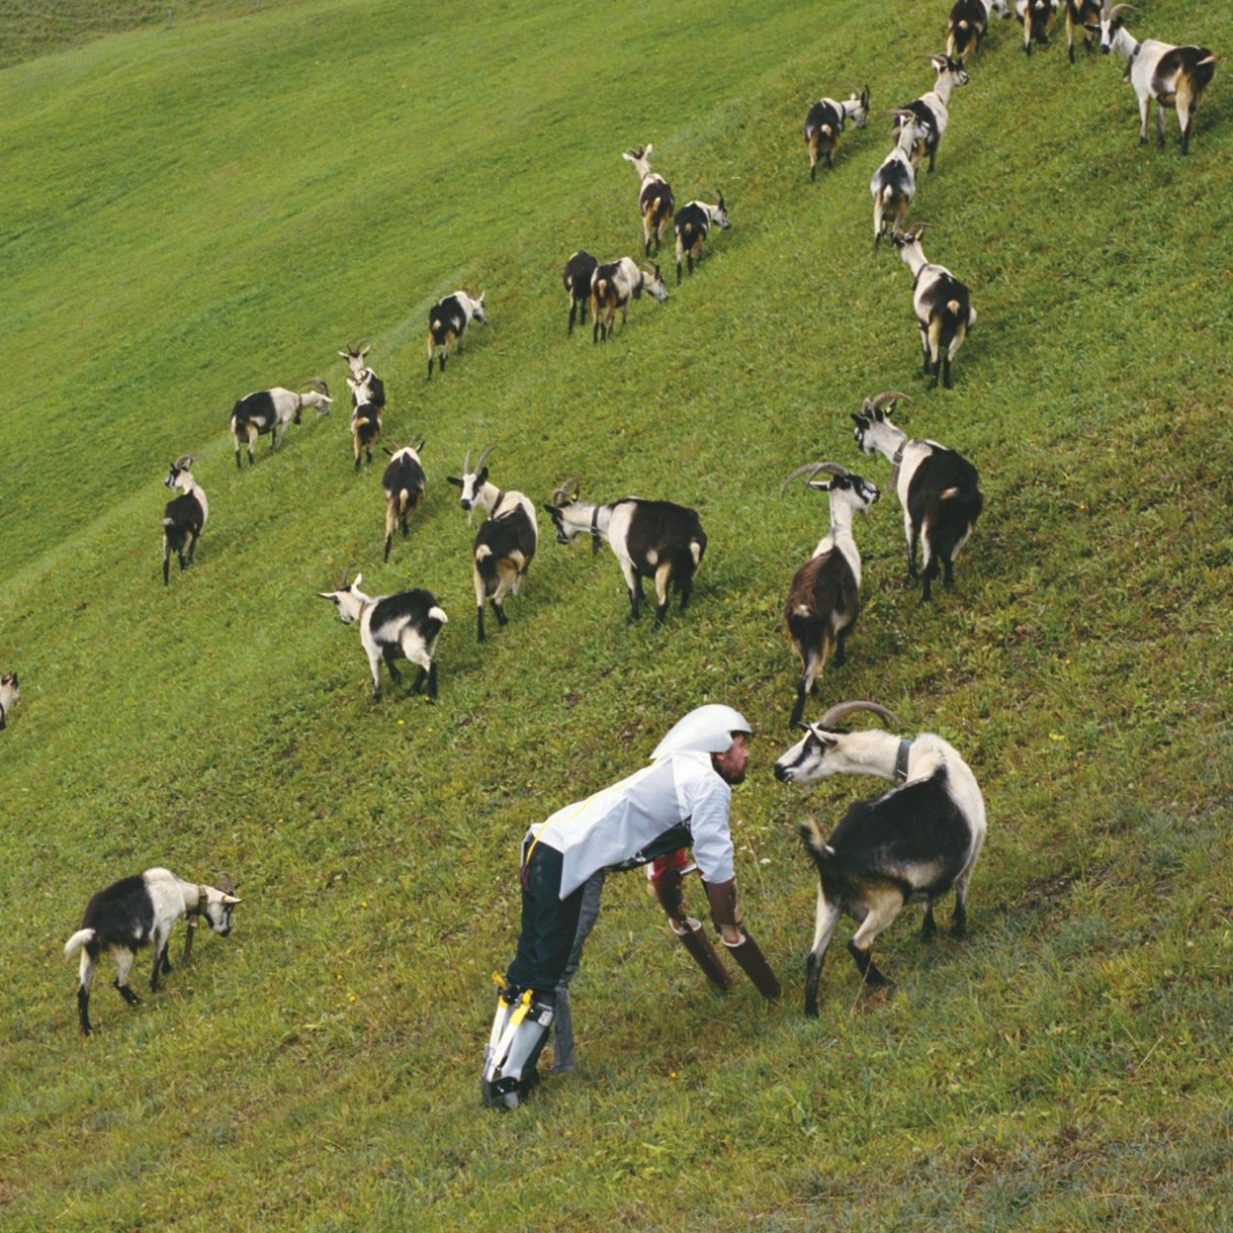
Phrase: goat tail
[
  {"left": 161, "top": 517, "right": 174, "bottom": 528},
  {"left": 428, "top": 605, "right": 448, "bottom": 626},
  {"left": 398, "top": 488, "right": 411, "bottom": 514},
  {"left": 65, "top": 928, "right": 95, "bottom": 957},
  {"left": 798, "top": 817, "right": 837, "bottom": 866},
  {"left": 947, "top": 298, "right": 961, "bottom": 317}
]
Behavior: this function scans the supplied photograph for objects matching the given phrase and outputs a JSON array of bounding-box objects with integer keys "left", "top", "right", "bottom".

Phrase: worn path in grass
[{"left": 1, "top": 1, "right": 1231, "bottom": 1229}]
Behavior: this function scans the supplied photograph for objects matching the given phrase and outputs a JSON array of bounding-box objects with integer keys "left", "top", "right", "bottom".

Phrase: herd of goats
[{"left": 23, "top": 0, "right": 1216, "bottom": 1031}]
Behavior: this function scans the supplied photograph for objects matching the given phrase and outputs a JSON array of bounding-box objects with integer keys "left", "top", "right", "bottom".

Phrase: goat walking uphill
[
  {"left": 622, "top": 144, "right": 675, "bottom": 258},
  {"left": 780, "top": 463, "right": 879, "bottom": 728},
  {"left": 803, "top": 86, "right": 870, "bottom": 179},
  {"left": 947, "top": 0, "right": 1011, "bottom": 62},
  {"left": 673, "top": 194, "right": 730, "bottom": 284},
  {"left": 427, "top": 291, "right": 486, "bottom": 376},
  {"left": 774, "top": 701, "right": 987, "bottom": 1016},
  {"left": 590, "top": 257, "right": 668, "bottom": 343},
  {"left": 229, "top": 381, "right": 331, "bottom": 467},
  {"left": 871, "top": 112, "right": 920, "bottom": 251},
  {"left": 893, "top": 56, "right": 970, "bottom": 174},
  {"left": 1015, "top": 0, "right": 1060, "bottom": 55},
  {"left": 892, "top": 224, "right": 977, "bottom": 389},
  {"left": 851, "top": 391, "right": 983, "bottom": 600},
  {"left": 381, "top": 439, "right": 427, "bottom": 562},
  {"left": 65, "top": 868, "right": 240, "bottom": 1034},
  {"left": 317, "top": 568, "right": 447, "bottom": 700},
  {"left": 543, "top": 479, "right": 707, "bottom": 625},
  {"left": 1098, "top": 3, "right": 1217, "bottom": 154},
  {"left": 160, "top": 456, "right": 207, "bottom": 586},
  {"left": 563, "top": 251, "right": 599, "bottom": 336},
  {"left": 448, "top": 446, "right": 537, "bottom": 641}
]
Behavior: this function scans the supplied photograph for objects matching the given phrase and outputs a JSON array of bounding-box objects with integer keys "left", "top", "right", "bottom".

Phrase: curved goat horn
[
  {"left": 173, "top": 454, "right": 194, "bottom": 469},
  {"left": 336, "top": 561, "right": 357, "bottom": 590},
  {"left": 1105, "top": 3, "right": 1135, "bottom": 19},
  {"left": 779, "top": 461, "right": 849, "bottom": 496},
  {"left": 473, "top": 444, "right": 496, "bottom": 474},
  {"left": 551, "top": 476, "right": 581, "bottom": 506},
  {"left": 304, "top": 377, "right": 329, "bottom": 395},
  {"left": 867, "top": 390, "right": 912, "bottom": 412},
  {"left": 816, "top": 700, "right": 903, "bottom": 730}
]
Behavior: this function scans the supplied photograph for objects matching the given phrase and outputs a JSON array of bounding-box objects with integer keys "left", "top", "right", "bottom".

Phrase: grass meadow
[{"left": 1, "top": 0, "right": 1231, "bottom": 1228}]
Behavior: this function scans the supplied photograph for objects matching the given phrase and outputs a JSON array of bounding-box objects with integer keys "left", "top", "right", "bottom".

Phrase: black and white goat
[
  {"left": 1063, "top": 0, "right": 1102, "bottom": 62},
  {"left": 893, "top": 56, "right": 970, "bottom": 174},
  {"left": 0, "top": 672, "right": 18, "bottom": 731},
  {"left": 673, "top": 194, "right": 730, "bottom": 285},
  {"left": 229, "top": 382, "right": 332, "bottom": 468},
  {"left": 870, "top": 113, "right": 920, "bottom": 251},
  {"left": 427, "top": 290, "right": 486, "bottom": 377},
  {"left": 448, "top": 446, "right": 537, "bottom": 641},
  {"left": 947, "top": 0, "right": 1011, "bottom": 61},
  {"left": 64, "top": 867, "right": 241, "bottom": 1034},
  {"left": 892, "top": 223, "right": 977, "bottom": 389},
  {"left": 1098, "top": 3, "right": 1217, "bottom": 154},
  {"left": 338, "top": 342, "right": 387, "bottom": 416},
  {"left": 779, "top": 463, "right": 879, "bottom": 728},
  {"left": 381, "top": 438, "right": 427, "bottom": 562},
  {"left": 161, "top": 456, "right": 208, "bottom": 586},
  {"left": 542, "top": 478, "right": 707, "bottom": 625},
  {"left": 317, "top": 568, "right": 447, "bottom": 700},
  {"left": 622, "top": 144, "right": 676, "bottom": 258},
  {"left": 1015, "top": 0, "right": 1059, "bottom": 54},
  {"left": 348, "top": 370, "right": 383, "bottom": 472},
  {"left": 590, "top": 258, "right": 668, "bottom": 343},
  {"left": 774, "top": 700, "right": 987, "bottom": 1016},
  {"left": 563, "top": 251, "right": 598, "bottom": 336},
  {"left": 851, "top": 391, "right": 984, "bottom": 600},
  {"left": 803, "top": 86, "right": 870, "bottom": 180}
]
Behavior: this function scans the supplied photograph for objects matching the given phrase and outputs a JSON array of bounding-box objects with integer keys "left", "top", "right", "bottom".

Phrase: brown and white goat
[
  {"left": 229, "top": 382, "right": 331, "bottom": 467},
  {"left": 893, "top": 56, "right": 970, "bottom": 174},
  {"left": 947, "top": 0, "right": 1011, "bottom": 61},
  {"left": 803, "top": 87, "right": 870, "bottom": 179},
  {"left": 381, "top": 438, "right": 427, "bottom": 562},
  {"left": 1098, "top": 3, "right": 1217, "bottom": 154},
  {"left": 892, "top": 224, "right": 976, "bottom": 389},
  {"left": 590, "top": 258, "right": 668, "bottom": 343},
  {"left": 161, "top": 456, "right": 208, "bottom": 586},
  {"left": 448, "top": 446, "right": 538, "bottom": 641},
  {"left": 1063, "top": 0, "right": 1102, "bottom": 62},
  {"left": 673, "top": 195, "right": 730, "bottom": 284},
  {"left": 780, "top": 463, "right": 879, "bottom": 728},
  {"left": 1015, "top": 0, "right": 1059, "bottom": 54},
  {"left": 563, "top": 251, "right": 598, "bottom": 336},
  {"left": 622, "top": 145, "right": 676, "bottom": 258}
]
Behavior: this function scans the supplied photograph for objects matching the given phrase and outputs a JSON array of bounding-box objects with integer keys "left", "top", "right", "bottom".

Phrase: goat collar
[
  {"left": 189, "top": 885, "right": 209, "bottom": 916},
  {"left": 591, "top": 506, "right": 602, "bottom": 555},
  {"left": 894, "top": 739, "right": 913, "bottom": 784},
  {"left": 889, "top": 437, "right": 915, "bottom": 489}
]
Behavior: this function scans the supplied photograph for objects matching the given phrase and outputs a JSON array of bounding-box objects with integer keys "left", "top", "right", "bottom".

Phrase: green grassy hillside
[{"left": 1, "top": 1, "right": 1231, "bottom": 1229}]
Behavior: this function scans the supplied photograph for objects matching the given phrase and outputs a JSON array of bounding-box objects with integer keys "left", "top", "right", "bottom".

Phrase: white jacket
[{"left": 530, "top": 750, "right": 736, "bottom": 898}]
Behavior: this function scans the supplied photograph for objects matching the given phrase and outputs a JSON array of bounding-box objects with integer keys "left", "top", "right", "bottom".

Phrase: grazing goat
[
  {"left": 448, "top": 447, "right": 537, "bottom": 641},
  {"left": 892, "top": 224, "right": 977, "bottom": 389},
  {"left": 381, "top": 439, "right": 427, "bottom": 562},
  {"left": 542, "top": 478, "right": 707, "bottom": 625},
  {"left": 947, "top": 0, "right": 1011, "bottom": 62},
  {"left": 338, "top": 342, "right": 387, "bottom": 416},
  {"left": 851, "top": 391, "right": 984, "bottom": 600},
  {"left": 1015, "top": 0, "right": 1059, "bottom": 54},
  {"left": 673, "top": 194, "right": 730, "bottom": 285},
  {"left": 774, "top": 700, "right": 987, "bottom": 1017},
  {"left": 622, "top": 144, "right": 676, "bottom": 258},
  {"left": 229, "top": 382, "right": 331, "bottom": 468},
  {"left": 427, "top": 290, "right": 486, "bottom": 377},
  {"left": 161, "top": 456, "right": 208, "bottom": 586},
  {"left": 348, "top": 370, "right": 383, "bottom": 472},
  {"left": 1099, "top": 3, "right": 1217, "bottom": 154},
  {"left": 803, "top": 86, "right": 870, "bottom": 179},
  {"left": 1063, "top": 0, "right": 1102, "bottom": 62},
  {"left": 563, "top": 250, "right": 598, "bottom": 336},
  {"left": 870, "top": 113, "right": 920, "bottom": 251},
  {"left": 64, "top": 867, "right": 241, "bottom": 1034},
  {"left": 893, "top": 56, "right": 970, "bottom": 173},
  {"left": 317, "top": 568, "right": 447, "bottom": 700},
  {"left": 590, "top": 258, "right": 668, "bottom": 343},
  {"left": 779, "top": 463, "right": 879, "bottom": 728},
  {"left": 0, "top": 672, "right": 18, "bottom": 731}
]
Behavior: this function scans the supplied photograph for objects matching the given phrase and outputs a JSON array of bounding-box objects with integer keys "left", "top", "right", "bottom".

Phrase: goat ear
[
  {"left": 337, "top": 350, "right": 349, "bottom": 360},
  {"left": 447, "top": 475, "right": 463, "bottom": 487},
  {"left": 352, "top": 574, "right": 362, "bottom": 590},
  {"left": 316, "top": 591, "right": 337, "bottom": 601},
  {"left": 541, "top": 503, "right": 560, "bottom": 516},
  {"left": 850, "top": 413, "right": 864, "bottom": 427}
]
